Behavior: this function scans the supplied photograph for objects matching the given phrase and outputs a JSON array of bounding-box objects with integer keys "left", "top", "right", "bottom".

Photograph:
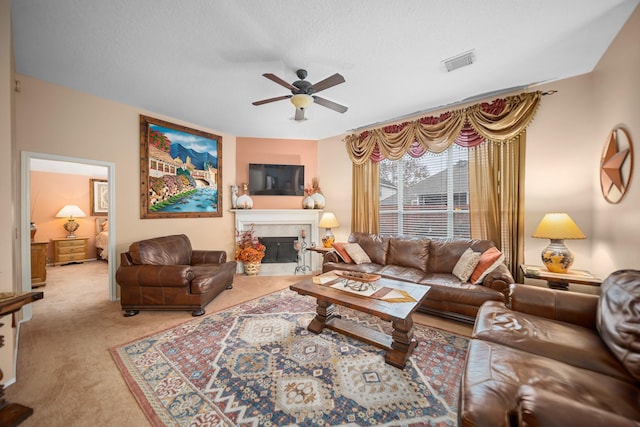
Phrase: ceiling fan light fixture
[{"left": 290, "top": 94, "right": 313, "bottom": 109}]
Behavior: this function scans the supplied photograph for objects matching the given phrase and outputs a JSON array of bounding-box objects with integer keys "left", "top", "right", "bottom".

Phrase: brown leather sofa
[
  {"left": 322, "top": 232, "right": 515, "bottom": 322},
  {"left": 116, "top": 234, "right": 236, "bottom": 317},
  {"left": 459, "top": 269, "right": 640, "bottom": 427}
]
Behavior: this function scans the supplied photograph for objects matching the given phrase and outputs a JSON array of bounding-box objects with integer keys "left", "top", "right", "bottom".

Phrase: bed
[{"left": 95, "top": 218, "right": 109, "bottom": 261}]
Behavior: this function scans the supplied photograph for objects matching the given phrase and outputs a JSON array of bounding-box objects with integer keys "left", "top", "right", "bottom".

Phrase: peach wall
[
  {"left": 591, "top": 4, "right": 640, "bottom": 274},
  {"left": 235, "top": 137, "right": 318, "bottom": 209},
  {"left": 30, "top": 171, "right": 102, "bottom": 261},
  {"left": 317, "top": 134, "right": 352, "bottom": 243},
  {"left": 15, "top": 75, "right": 238, "bottom": 266},
  {"left": 525, "top": 74, "right": 596, "bottom": 274}
]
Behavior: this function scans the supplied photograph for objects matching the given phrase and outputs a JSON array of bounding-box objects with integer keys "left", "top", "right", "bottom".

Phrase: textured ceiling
[{"left": 11, "top": 0, "right": 639, "bottom": 140}]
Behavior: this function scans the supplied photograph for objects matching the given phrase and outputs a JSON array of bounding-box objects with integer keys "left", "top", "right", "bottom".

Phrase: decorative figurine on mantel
[
  {"left": 230, "top": 184, "right": 238, "bottom": 209},
  {"left": 302, "top": 187, "right": 315, "bottom": 209},
  {"left": 236, "top": 183, "right": 253, "bottom": 209},
  {"left": 303, "top": 177, "right": 325, "bottom": 209}
]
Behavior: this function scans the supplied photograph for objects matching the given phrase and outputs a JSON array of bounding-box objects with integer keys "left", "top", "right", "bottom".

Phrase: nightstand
[{"left": 51, "top": 237, "right": 89, "bottom": 265}]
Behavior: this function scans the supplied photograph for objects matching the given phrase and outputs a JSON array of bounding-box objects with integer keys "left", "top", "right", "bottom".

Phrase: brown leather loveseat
[
  {"left": 459, "top": 269, "right": 640, "bottom": 427},
  {"left": 322, "top": 232, "right": 515, "bottom": 322},
  {"left": 116, "top": 234, "right": 236, "bottom": 317}
]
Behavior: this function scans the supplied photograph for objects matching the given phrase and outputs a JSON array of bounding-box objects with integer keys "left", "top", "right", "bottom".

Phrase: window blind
[{"left": 379, "top": 144, "right": 470, "bottom": 238}]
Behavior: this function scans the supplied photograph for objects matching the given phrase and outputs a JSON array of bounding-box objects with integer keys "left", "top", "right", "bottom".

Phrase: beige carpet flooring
[{"left": 5, "top": 261, "right": 471, "bottom": 427}]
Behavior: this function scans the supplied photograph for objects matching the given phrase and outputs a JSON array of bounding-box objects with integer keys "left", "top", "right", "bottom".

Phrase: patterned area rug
[{"left": 111, "top": 289, "right": 468, "bottom": 426}]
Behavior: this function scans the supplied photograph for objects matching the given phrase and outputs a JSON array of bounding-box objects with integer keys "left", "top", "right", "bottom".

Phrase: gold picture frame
[{"left": 140, "top": 115, "right": 223, "bottom": 218}]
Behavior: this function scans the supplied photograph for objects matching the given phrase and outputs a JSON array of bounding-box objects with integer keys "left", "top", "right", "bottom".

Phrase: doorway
[{"left": 21, "top": 152, "right": 117, "bottom": 316}]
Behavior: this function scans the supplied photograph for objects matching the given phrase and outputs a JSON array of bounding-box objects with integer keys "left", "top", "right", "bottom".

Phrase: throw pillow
[
  {"left": 331, "top": 242, "right": 353, "bottom": 263},
  {"left": 452, "top": 248, "right": 481, "bottom": 282},
  {"left": 470, "top": 247, "right": 505, "bottom": 284},
  {"left": 343, "top": 243, "right": 372, "bottom": 265}
]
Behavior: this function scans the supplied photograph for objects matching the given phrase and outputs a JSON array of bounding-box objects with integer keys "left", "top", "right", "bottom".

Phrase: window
[{"left": 379, "top": 144, "right": 470, "bottom": 238}]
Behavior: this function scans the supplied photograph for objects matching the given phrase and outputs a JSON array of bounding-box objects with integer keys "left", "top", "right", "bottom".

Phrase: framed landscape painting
[{"left": 139, "top": 115, "right": 223, "bottom": 219}]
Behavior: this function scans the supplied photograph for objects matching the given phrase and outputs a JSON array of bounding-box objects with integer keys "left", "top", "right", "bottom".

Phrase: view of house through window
[{"left": 379, "top": 144, "right": 470, "bottom": 238}]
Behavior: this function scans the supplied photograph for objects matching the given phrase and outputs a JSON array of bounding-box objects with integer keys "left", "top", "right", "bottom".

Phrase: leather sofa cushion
[
  {"left": 190, "top": 263, "right": 235, "bottom": 294},
  {"left": 459, "top": 340, "right": 640, "bottom": 427},
  {"left": 427, "top": 238, "right": 493, "bottom": 274},
  {"left": 473, "top": 301, "right": 632, "bottom": 382},
  {"left": 380, "top": 265, "right": 428, "bottom": 284},
  {"left": 129, "top": 234, "right": 192, "bottom": 265},
  {"left": 348, "top": 232, "right": 389, "bottom": 265},
  {"left": 515, "top": 385, "right": 640, "bottom": 427},
  {"left": 387, "top": 237, "right": 429, "bottom": 272},
  {"left": 419, "top": 275, "right": 504, "bottom": 306},
  {"left": 597, "top": 269, "right": 640, "bottom": 381}
]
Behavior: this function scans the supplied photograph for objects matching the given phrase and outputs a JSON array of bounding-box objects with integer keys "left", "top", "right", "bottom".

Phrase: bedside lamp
[
  {"left": 56, "top": 205, "right": 86, "bottom": 238},
  {"left": 532, "top": 213, "right": 586, "bottom": 273},
  {"left": 318, "top": 212, "right": 339, "bottom": 248}
]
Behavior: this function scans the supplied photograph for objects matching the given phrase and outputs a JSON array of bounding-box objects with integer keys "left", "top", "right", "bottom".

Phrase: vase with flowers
[{"left": 234, "top": 225, "right": 266, "bottom": 275}]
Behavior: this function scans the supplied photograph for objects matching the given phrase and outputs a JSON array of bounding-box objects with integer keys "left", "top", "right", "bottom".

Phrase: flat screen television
[{"left": 248, "top": 163, "right": 305, "bottom": 196}]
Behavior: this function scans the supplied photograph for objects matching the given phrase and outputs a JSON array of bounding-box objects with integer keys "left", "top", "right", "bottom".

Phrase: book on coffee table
[{"left": 312, "top": 271, "right": 340, "bottom": 284}]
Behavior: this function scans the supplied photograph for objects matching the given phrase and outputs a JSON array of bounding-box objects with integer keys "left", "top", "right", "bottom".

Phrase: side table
[
  {"left": 306, "top": 246, "right": 335, "bottom": 264},
  {"left": 520, "top": 264, "right": 603, "bottom": 291}
]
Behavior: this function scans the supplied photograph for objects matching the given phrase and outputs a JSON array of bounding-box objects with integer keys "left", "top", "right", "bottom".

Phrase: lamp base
[
  {"left": 541, "top": 239, "right": 574, "bottom": 273},
  {"left": 64, "top": 219, "right": 80, "bottom": 239},
  {"left": 322, "top": 229, "right": 335, "bottom": 248}
]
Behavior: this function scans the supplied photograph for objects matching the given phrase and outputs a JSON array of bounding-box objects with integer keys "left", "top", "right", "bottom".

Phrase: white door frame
[{"left": 20, "top": 151, "right": 117, "bottom": 319}]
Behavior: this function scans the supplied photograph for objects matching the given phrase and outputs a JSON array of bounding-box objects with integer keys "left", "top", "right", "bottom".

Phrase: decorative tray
[{"left": 334, "top": 270, "right": 381, "bottom": 283}]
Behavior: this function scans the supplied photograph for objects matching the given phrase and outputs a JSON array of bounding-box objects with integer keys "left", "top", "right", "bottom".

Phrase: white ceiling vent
[{"left": 443, "top": 50, "right": 476, "bottom": 72}]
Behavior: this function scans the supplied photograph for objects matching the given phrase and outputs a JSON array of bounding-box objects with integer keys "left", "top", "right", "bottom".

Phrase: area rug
[{"left": 111, "top": 289, "right": 468, "bottom": 427}]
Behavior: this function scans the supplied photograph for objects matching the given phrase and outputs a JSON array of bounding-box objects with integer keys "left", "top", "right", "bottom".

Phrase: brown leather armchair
[
  {"left": 116, "top": 234, "right": 236, "bottom": 317},
  {"left": 459, "top": 269, "right": 640, "bottom": 426}
]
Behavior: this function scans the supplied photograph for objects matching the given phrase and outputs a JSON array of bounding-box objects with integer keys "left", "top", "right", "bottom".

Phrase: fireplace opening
[{"left": 260, "top": 237, "right": 299, "bottom": 264}]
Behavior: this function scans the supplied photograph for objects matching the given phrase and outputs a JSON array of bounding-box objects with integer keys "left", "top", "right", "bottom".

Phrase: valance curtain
[
  {"left": 344, "top": 91, "right": 541, "bottom": 280},
  {"left": 345, "top": 91, "right": 541, "bottom": 164}
]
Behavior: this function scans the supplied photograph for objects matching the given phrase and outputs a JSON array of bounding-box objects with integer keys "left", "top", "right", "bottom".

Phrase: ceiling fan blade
[
  {"left": 252, "top": 95, "right": 292, "bottom": 106},
  {"left": 294, "top": 108, "right": 305, "bottom": 121},
  {"left": 262, "top": 73, "right": 297, "bottom": 91},
  {"left": 313, "top": 96, "right": 348, "bottom": 113},
  {"left": 309, "top": 73, "right": 345, "bottom": 93}
]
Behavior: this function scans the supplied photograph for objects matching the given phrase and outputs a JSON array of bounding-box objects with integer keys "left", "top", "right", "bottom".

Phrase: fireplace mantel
[{"left": 232, "top": 209, "right": 323, "bottom": 274}]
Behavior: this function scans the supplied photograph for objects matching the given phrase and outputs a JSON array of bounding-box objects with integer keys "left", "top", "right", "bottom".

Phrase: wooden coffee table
[{"left": 290, "top": 275, "right": 430, "bottom": 369}]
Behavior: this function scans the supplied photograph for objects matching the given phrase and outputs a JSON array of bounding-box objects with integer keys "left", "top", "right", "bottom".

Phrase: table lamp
[
  {"left": 532, "top": 212, "right": 586, "bottom": 273},
  {"left": 56, "top": 205, "right": 86, "bottom": 238},
  {"left": 318, "top": 212, "right": 339, "bottom": 248}
]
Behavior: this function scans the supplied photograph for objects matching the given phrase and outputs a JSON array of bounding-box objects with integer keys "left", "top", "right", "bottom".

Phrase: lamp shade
[
  {"left": 290, "top": 94, "right": 313, "bottom": 109},
  {"left": 55, "top": 205, "right": 87, "bottom": 218},
  {"left": 532, "top": 213, "right": 586, "bottom": 240},
  {"left": 319, "top": 212, "right": 339, "bottom": 229}
]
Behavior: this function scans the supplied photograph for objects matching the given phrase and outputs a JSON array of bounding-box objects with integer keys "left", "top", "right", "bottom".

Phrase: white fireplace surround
[{"left": 233, "top": 209, "right": 323, "bottom": 275}]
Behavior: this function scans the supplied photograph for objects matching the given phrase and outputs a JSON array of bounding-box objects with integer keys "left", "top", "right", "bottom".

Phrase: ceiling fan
[{"left": 252, "top": 69, "right": 348, "bottom": 121}]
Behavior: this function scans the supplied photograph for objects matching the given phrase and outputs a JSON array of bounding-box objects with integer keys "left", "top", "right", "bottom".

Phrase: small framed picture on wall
[{"left": 90, "top": 178, "right": 109, "bottom": 216}]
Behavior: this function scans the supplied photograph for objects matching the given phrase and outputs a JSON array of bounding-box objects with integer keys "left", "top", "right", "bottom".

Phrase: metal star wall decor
[{"left": 600, "top": 126, "right": 634, "bottom": 204}]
